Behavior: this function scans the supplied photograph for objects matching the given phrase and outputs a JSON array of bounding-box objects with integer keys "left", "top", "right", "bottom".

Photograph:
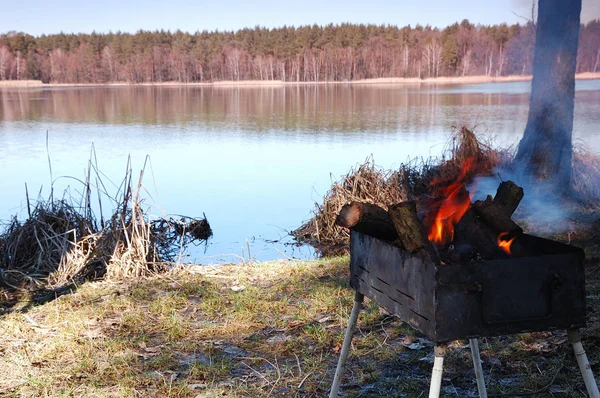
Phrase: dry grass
[
  {"left": 572, "top": 145, "right": 600, "bottom": 207},
  {"left": 20, "top": 72, "right": 600, "bottom": 88},
  {"left": 0, "top": 80, "right": 43, "bottom": 87},
  {"left": 294, "top": 127, "right": 512, "bottom": 254},
  {"left": 0, "top": 255, "right": 598, "bottom": 397}
]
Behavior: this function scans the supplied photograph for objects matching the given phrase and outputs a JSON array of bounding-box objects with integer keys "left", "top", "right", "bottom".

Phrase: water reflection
[
  {"left": 1, "top": 81, "right": 599, "bottom": 262},
  {"left": 0, "top": 84, "right": 533, "bottom": 131}
]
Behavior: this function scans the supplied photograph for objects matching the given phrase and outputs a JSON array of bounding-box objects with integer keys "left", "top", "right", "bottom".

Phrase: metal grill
[
  {"left": 329, "top": 231, "right": 598, "bottom": 398},
  {"left": 349, "top": 230, "right": 586, "bottom": 342}
]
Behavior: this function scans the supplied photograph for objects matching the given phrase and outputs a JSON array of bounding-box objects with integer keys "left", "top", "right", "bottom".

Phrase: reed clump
[
  {"left": 293, "top": 127, "right": 511, "bottom": 254},
  {"left": 572, "top": 145, "right": 600, "bottom": 206},
  {"left": 0, "top": 159, "right": 212, "bottom": 293},
  {"left": 292, "top": 157, "right": 408, "bottom": 255}
]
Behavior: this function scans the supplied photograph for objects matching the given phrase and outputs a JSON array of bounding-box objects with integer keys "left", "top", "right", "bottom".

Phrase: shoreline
[{"left": 2, "top": 72, "right": 599, "bottom": 88}]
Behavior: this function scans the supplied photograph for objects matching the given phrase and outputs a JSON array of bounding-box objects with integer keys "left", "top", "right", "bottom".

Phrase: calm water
[{"left": 1, "top": 81, "right": 600, "bottom": 262}]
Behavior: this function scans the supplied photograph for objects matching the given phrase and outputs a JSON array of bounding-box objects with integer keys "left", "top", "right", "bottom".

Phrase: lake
[{"left": 1, "top": 81, "right": 600, "bottom": 262}]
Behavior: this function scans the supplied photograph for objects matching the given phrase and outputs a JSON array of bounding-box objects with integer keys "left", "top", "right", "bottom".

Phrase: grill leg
[
  {"left": 568, "top": 329, "right": 600, "bottom": 398},
  {"left": 469, "top": 338, "right": 488, "bottom": 398},
  {"left": 329, "top": 291, "right": 364, "bottom": 398},
  {"left": 428, "top": 344, "right": 447, "bottom": 398}
]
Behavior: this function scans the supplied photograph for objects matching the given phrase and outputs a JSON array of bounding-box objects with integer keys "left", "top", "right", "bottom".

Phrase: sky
[{"left": 3, "top": 0, "right": 599, "bottom": 36}]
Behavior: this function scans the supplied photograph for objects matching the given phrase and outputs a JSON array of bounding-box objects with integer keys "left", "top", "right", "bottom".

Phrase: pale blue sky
[{"left": 3, "top": 0, "right": 599, "bottom": 35}]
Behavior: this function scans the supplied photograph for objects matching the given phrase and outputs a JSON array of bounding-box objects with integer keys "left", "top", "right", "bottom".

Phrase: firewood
[
  {"left": 493, "top": 181, "right": 524, "bottom": 217},
  {"left": 472, "top": 196, "right": 523, "bottom": 239},
  {"left": 453, "top": 209, "right": 507, "bottom": 260},
  {"left": 335, "top": 202, "right": 398, "bottom": 242},
  {"left": 388, "top": 201, "right": 441, "bottom": 264},
  {"left": 388, "top": 201, "right": 427, "bottom": 253}
]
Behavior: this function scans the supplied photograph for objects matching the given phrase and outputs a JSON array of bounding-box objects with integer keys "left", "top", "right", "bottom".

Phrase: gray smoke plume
[{"left": 468, "top": 166, "right": 572, "bottom": 235}]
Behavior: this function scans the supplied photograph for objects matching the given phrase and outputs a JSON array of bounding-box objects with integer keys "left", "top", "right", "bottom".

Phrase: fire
[
  {"left": 497, "top": 232, "right": 516, "bottom": 255},
  {"left": 426, "top": 157, "right": 475, "bottom": 245}
]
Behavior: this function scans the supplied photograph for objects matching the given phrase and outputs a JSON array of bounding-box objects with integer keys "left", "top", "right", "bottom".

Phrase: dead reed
[
  {"left": 293, "top": 127, "right": 511, "bottom": 254},
  {"left": 572, "top": 144, "right": 600, "bottom": 206},
  {"left": 292, "top": 156, "right": 408, "bottom": 254},
  {"left": 0, "top": 156, "right": 211, "bottom": 293}
]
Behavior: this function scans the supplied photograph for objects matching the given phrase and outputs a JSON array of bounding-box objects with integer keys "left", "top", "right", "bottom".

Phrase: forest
[{"left": 0, "top": 20, "right": 598, "bottom": 84}]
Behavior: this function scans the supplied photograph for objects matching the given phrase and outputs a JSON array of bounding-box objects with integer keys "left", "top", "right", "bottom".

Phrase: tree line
[{"left": 0, "top": 20, "right": 598, "bottom": 84}]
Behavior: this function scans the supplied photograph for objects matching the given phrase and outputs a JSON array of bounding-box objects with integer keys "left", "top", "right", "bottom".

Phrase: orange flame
[
  {"left": 497, "top": 232, "right": 516, "bottom": 255},
  {"left": 426, "top": 157, "right": 475, "bottom": 245}
]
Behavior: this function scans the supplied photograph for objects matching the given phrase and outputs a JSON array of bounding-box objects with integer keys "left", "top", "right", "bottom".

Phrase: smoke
[
  {"left": 510, "top": 0, "right": 537, "bottom": 23},
  {"left": 468, "top": 167, "right": 572, "bottom": 235}
]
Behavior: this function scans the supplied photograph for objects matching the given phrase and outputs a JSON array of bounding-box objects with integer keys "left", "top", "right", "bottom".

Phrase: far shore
[{"left": 1, "top": 72, "right": 600, "bottom": 88}]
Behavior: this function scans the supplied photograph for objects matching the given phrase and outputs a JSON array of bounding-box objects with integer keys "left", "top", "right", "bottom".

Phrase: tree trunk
[{"left": 514, "top": 0, "right": 582, "bottom": 189}]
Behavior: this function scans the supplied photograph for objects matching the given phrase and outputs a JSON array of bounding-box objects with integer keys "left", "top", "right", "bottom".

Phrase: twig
[{"left": 297, "top": 371, "right": 314, "bottom": 389}]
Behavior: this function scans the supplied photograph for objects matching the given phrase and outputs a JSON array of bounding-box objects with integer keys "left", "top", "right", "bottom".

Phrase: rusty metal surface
[{"left": 349, "top": 231, "right": 586, "bottom": 343}]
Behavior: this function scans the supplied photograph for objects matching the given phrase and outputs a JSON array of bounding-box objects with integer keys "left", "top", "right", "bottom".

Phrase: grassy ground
[{"left": 1, "top": 252, "right": 599, "bottom": 397}]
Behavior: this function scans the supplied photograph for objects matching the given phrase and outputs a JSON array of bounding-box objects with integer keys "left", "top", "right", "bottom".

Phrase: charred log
[
  {"left": 473, "top": 195, "right": 523, "bottom": 239},
  {"left": 493, "top": 181, "right": 524, "bottom": 217},
  {"left": 452, "top": 209, "right": 508, "bottom": 261},
  {"left": 335, "top": 202, "right": 398, "bottom": 242}
]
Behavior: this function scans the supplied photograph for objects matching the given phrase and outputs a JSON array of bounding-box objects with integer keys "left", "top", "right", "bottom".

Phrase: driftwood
[{"left": 335, "top": 202, "right": 398, "bottom": 242}]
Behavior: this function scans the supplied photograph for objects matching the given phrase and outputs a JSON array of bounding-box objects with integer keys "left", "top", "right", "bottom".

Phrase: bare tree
[
  {"left": 0, "top": 46, "right": 9, "bottom": 80},
  {"left": 15, "top": 51, "right": 21, "bottom": 80},
  {"left": 254, "top": 55, "right": 264, "bottom": 80},
  {"left": 101, "top": 46, "right": 115, "bottom": 81},
  {"left": 461, "top": 49, "right": 472, "bottom": 76},
  {"left": 423, "top": 39, "right": 442, "bottom": 78},
  {"left": 225, "top": 46, "right": 241, "bottom": 81},
  {"left": 402, "top": 46, "right": 409, "bottom": 76}
]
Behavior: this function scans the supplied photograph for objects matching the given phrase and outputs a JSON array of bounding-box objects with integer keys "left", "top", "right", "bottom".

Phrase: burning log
[
  {"left": 336, "top": 178, "right": 527, "bottom": 264},
  {"left": 335, "top": 202, "right": 398, "bottom": 242},
  {"left": 452, "top": 209, "right": 507, "bottom": 261},
  {"left": 450, "top": 181, "right": 525, "bottom": 260}
]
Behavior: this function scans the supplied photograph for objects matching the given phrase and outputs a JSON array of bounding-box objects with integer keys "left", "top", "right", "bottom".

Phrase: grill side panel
[
  {"left": 349, "top": 232, "right": 586, "bottom": 343},
  {"left": 435, "top": 247, "right": 586, "bottom": 341},
  {"left": 349, "top": 231, "right": 437, "bottom": 339}
]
